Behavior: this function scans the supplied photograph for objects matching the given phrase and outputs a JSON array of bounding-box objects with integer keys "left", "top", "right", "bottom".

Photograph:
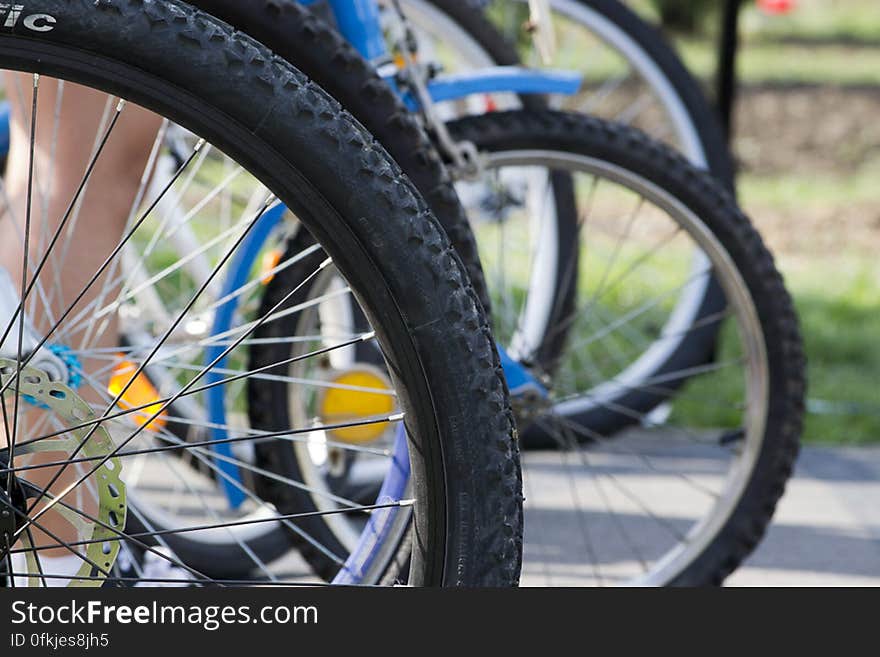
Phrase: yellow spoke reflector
[
  {"left": 107, "top": 357, "right": 168, "bottom": 431},
  {"left": 319, "top": 369, "right": 395, "bottom": 445}
]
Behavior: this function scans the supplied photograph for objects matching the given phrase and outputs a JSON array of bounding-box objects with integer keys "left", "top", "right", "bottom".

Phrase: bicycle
[
  {"left": 182, "top": 0, "right": 805, "bottom": 585},
  {"left": 0, "top": 0, "right": 803, "bottom": 586}
]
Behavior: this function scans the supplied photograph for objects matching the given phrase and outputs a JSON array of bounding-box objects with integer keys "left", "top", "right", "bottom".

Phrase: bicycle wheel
[
  {"left": 395, "top": 0, "right": 736, "bottom": 438},
  {"left": 259, "top": 109, "right": 805, "bottom": 585},
  {"left": 0, "top": 0, "right": 521, "bottom": 587},
  {"left": 33, "top": 0, "right": 521, "bottom": 581},
  {"left": 451, "top": 110, "right": 803, "bottom": 585}
]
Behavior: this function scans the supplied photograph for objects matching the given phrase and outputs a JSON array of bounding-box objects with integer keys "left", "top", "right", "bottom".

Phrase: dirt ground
[
  {"left": 733, "top": 84, "right": 880, "bottom": 257},
  {"left": 736, "top": 85, "right": 880, "bottom": 177}
]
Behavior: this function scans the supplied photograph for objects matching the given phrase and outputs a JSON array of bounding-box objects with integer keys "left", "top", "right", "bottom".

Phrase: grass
[
  {"left": 676, "top": 38, "right": 880, "bottom": 86},
  {"left": 739, "top": 168, "right": 880, "bottom": 209},
  {"left": 674, "top": 173, "right": 880, "bottom": 443},
  {"left": 740, "top": 0, "right": 880, "bottom": 44},
  {"left": 781, "top": 254, "right": 880, "bottom": 444},
  {"left": 670, "top": 251, "right": 880, "bottom": 444}
]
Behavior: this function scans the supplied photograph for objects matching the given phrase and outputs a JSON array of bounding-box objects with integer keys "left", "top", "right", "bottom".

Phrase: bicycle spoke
[
  {"left": 6, "top": 73, "right": 41, "bottom": 487},
  {"left": 4, "top": 413, "right": 404, "bottom": 479},
  {"left": 9, "top": 499, "right": 414, "bottom": 556}
]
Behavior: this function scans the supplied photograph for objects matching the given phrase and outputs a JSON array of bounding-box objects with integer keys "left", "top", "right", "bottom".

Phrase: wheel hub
[{"left": 0, "top": 467, "right": 27, "bottom": 546}]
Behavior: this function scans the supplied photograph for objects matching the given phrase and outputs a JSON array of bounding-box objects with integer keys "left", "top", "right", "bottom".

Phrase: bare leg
[{"left": 0, "top": 74, "right": 161, "bottom": 574}]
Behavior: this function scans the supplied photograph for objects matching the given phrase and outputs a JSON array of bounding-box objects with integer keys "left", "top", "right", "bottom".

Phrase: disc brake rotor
[{"left": 0, "top": 357, "right": 126, "bottom": 587}]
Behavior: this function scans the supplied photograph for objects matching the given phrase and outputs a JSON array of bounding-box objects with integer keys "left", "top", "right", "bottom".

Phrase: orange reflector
[
  {"left": 108, "top": 357, "right": 168, "bottom": 431},
  {"left": 260, "top": 249, "right": 283, "bottom": 285}
]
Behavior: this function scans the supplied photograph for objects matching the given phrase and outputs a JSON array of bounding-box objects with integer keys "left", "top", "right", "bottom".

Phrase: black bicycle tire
[
  {"left": 0, "top": 0, "right": 522, "bottom": 586},
  {"left": 449, "top": 110, "right": 804, "bottom": 585}
]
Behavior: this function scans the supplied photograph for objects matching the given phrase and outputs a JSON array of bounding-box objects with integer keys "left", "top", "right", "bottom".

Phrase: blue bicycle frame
[{"left": 300, "top": 0, "right": 581, "bottom": 104}]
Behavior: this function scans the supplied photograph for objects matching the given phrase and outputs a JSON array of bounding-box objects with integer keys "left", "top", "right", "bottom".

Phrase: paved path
[
  {"left": 515, "top": 442, "right": 880, "bottom": 586},
  {"left": 136, "top": 443, "right": 880, "bottom": 586},
  {"left": 728, "top": 446, "right": 880, "bottom": 586}
]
